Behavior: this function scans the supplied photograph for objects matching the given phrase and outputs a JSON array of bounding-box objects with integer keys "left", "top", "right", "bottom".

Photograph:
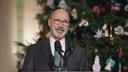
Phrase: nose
[{"left": 59, "top": 22, "right": 63, "bottom": 27}]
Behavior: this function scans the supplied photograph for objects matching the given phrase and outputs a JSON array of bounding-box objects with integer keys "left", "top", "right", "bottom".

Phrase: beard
[{"left": 50, "top": 26, "right": 68, "bottom": 39}]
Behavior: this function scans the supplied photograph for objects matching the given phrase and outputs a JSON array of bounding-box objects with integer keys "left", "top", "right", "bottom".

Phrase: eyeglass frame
[{"left": 50, "top": 18, "right": 70, "bottom": 26}]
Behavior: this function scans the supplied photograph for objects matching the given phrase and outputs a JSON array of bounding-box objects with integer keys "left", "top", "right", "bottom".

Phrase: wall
[
  {"left": 23, "top": 0, "right": 39, "bottom": 44},
  {"left": 0, "top": 0, "right": 17, "bottom": 72},
  {"left": 0, "top": 0, "right": 38, "bottom": 72}
]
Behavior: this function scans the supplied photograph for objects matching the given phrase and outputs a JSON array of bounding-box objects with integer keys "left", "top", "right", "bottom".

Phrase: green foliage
[{"left": 15, "top": 42, "right": 28, "bottom": 60}]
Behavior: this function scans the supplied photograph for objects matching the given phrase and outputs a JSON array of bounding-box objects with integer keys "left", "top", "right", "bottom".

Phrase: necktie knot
[
  {"left": 55, "top": 41, "right": 61, "bottom": 51},
  {"left": 55, "top": 41, "right": 63, "bottom": 53}
]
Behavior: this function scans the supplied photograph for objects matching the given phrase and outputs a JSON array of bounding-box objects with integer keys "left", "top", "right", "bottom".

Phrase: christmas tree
[{"left": 36, "top": 0, "right": 128, "bottom": 71}]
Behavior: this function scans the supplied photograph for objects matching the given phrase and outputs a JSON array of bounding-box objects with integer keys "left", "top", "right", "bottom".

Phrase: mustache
[{"left": 55, "top": 27, "right": 65, "bottom": 32}]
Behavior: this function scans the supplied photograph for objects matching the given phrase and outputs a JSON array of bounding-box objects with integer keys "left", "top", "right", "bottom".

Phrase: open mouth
[{"left": 55, "top": 28, "right": 65, "bottom": 34}]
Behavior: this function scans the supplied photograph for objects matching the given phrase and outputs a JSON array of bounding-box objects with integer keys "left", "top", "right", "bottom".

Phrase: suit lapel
[
  {"left": 64, "top": 38, "right": 74, "bottom": 58},
  {"left": 41, "top": 39, "right": 54, "bottom": 70},
  {"left": 63, "top": 38, "right": 75, "bottom": 70}
]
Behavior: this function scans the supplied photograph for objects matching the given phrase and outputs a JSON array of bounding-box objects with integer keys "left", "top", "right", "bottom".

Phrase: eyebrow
[{"left": 52, "top": 18, "right": 69, "bottom": 21}]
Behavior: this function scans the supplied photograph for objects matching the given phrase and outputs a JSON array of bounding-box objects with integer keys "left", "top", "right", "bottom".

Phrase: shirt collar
[{"left": 49, "top": 36, "right": 65, "bottom": 56}]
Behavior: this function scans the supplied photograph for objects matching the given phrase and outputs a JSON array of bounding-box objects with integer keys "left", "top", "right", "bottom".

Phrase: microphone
[{"left": 54, "top": 41, "right": 63, "bottom": 71}]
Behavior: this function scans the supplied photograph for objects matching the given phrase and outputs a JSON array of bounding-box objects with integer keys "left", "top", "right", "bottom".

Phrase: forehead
[{"left": 51, "top": 9, "right": 70, "bottom": 20}]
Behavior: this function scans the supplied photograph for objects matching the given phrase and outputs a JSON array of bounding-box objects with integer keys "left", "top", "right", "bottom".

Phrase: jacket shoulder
[{"left": 26, "top": 39, "right": 49, "bottom": 52}]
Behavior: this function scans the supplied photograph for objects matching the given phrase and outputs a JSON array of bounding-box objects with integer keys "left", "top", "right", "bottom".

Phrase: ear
[{"left": 48, "top": 19, "right": 51, "bottom": 27}]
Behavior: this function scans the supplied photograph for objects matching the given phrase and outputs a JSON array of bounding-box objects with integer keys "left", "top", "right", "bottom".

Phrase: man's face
[{"left": 48, "top": 9, "right": 70, "bottom": 39}]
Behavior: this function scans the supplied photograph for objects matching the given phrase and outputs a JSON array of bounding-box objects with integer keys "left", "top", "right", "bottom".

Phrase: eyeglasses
[{"left": 52, "top": 18, "right": 70, "bottom": 26}]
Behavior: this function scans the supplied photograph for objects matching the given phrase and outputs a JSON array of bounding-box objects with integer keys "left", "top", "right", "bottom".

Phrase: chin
[
  {"left": 55, "top": 34, "right": 65, "bottom": 39},
  {"left": 56, "top": 35, "right": 64, "bottom": 39},
  {"left": 53, "top": 31, "right": 67, "bottom": 39}
]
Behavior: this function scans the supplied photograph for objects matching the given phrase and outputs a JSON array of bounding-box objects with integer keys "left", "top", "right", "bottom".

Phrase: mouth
[{"left": 55, "top": 28, "right": 65, "bottom": 34}]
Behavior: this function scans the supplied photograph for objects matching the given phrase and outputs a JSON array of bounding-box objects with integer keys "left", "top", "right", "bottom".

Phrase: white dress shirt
[{"left": 49, "top": 36, "right": 66, "bottom": 56}]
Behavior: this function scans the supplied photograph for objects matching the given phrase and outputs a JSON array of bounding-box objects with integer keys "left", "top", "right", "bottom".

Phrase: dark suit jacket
[{"left": 22, "top": 38, "right": 89, "bottom": 71}]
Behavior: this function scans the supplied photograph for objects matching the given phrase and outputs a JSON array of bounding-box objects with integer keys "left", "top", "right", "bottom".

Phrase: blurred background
[{"left": 0, "top": 0, "right": 128, "bottom": 72}]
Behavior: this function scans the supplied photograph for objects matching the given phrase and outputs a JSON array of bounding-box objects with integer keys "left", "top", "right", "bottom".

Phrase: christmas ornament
[
  {"left": 114, "top": 25, "right": 124, "bottom": 35},
  {"left": 46, "top": 0, "right": 55, "bottom": 9},
  {"left": 124, "top": 32, "right": 128, "bottom": 36},
  {"left": 94, "top": 29, "right": 103, "bottom": 38},
  {"left": 111, "top": 3, "right": 121, "bottom": 12},
  {"left": 58, "top": 0, "right": 67, "bottom": 9},
  {"left": 104, "top": 61, "right": 111, "bottom": 71},
  {"left": 78, "top": 18, "right": 89, "bottom": 27},
  {"left": 95, "top": 48, "right": 98, "bottom": 53},
  {"left": 94, "top": 24, "right": 109, "bottom": 38},
  {"left": 92, "top": 55, "right": 101, "bottom": 72},
  {"left": 92, "top": 5, "right": 100, "bottom": 14},
  {"left": 104, "top": 57, "right": 115, "bottom": 71},
  {"left": 83, "top": 20, "right": 89, "bottom": 27},
  {"left": 102, "top": 24, "right": 109, "bottom": 37},
  {"left": 92, "top": 5, "right": 106, "bottom": 14},
  {"left": 71, "top": 8, "right": 78, "bottom": 20},
  {"left": 104, "top": 30, "right": 109, "bottom": 37},
  {"left": 102, "top": 24, "right": 107, "bottom": 30},
  {"left": 124, "top": 5, "right": 128, "bottom": 12}
]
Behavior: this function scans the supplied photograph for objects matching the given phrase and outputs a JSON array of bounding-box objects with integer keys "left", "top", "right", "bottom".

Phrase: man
[{"left": 22, "top": 8, "right": 89, "bottom": 71}]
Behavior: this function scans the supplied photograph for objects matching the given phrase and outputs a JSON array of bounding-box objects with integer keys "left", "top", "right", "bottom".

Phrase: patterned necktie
[{"left": 54, "top": 41, "right": 62, "bottom": 71}]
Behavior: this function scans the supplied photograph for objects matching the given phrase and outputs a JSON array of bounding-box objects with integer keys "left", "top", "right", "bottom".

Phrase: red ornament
[
  {"left": 93, "top": 5, "right": 100, "bottom": 14},
  {"left": 92, "top": 5, "right": 106, "bottom": 14}
]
